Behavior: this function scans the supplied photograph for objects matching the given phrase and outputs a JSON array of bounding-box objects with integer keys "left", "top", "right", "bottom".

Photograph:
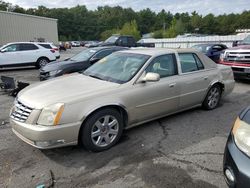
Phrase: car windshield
[
  {"left": 70, "top": 49, "right": 97, "bottom": 61},
  {"left": 192, "top": 45, "right": 211, "bottom": 53},
  {"left": 241, "top": 35, "right": 250, "bottom": 45},
  {"left": 84, "top": 52, "right": 150, "bottom": 84},
  {"left": 105, "top": 36, "right": 119, "bottom": 43}
]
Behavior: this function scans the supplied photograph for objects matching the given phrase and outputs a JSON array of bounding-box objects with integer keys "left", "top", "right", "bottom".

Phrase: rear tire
[
  {"left": 203, "top": 85, "right": 222, "bottom": 110},
  {"left": 80, "top": 108, "right": 124, "bottom": 152},
  {"left": 36, "top": 57, "right": 49, "bottom": 69}
]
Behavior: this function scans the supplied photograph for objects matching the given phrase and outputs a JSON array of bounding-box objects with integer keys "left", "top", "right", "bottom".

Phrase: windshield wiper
[{"left": 88, "top": 74, "right": 104, "bottom": 80}]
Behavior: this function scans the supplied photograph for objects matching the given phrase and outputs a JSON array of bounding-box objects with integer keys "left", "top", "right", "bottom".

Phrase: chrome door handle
[{"left": 169, "top": 83, "right": 176, "bottom": 88}]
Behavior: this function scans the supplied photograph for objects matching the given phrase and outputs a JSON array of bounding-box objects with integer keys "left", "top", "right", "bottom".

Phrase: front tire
[
  {"left": 81, "top": 108, "right": 124, "bottom": 152},
  {"left": 203, "top": 85, "right": 222, "bottom": 110}
]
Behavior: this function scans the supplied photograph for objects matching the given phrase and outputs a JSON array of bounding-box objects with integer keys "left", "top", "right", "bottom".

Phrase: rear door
[
  {"left": 0, "top": 44, "right": 22, "bottom": 66},
  {"left": 178, "top": 53, "right": 211, "bottom": 109},
  {"left": 18, "top": 43, "right": 40, "bottom": 64}
]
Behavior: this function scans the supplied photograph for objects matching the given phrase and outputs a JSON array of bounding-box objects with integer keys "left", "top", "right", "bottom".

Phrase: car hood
[
  {"left": 41, "top": 60, "right": 83, "bottom": 71},
  {"left": 229, "top": 45, "right": 250, "bottom": 50},
  {"left": 18, "top": 73, "right": 120, "bottom": 109}
]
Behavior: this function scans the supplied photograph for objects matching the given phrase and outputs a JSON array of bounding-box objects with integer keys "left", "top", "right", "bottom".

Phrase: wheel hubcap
[
  {"left": 91, "top": 115, "right": 119, "bottom": 147},
  {"left": 39, "top": 59, "right": 48, "bottom": 67},
  {"left": 207, "top": 87, "right": 220, "bottom": 108}
]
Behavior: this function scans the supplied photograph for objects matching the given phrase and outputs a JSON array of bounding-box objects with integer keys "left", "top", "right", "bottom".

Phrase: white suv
[{"left": 0, "top": 42, "right": 57, "bottom": 68}]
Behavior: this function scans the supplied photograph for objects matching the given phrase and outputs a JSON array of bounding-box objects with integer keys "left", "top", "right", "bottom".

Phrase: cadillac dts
[{"left": 10, "top": 48, "right": 235, "bottom": 151}]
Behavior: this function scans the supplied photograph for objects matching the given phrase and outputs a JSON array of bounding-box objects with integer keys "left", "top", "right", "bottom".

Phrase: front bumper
[
  {"left": 39, "top": 73, "right": 53, "bottom": 81},
  {"left": 223, "top": 134, "right": 250, "bottom": 187},
  {"left": 11, "top": 118, "right": 81, "bottom": 149},
  {"left": 39, "top": 71, "right": 60, "bottom": 81},
  {"left": 219, "top": 61, "right": 250, "bottom": 80},
  {"left": 233, "top": 70, "right": 250, "bottom": 80}
]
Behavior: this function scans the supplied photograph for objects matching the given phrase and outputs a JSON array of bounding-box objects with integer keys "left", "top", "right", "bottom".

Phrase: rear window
[
  {"left": 179, "top": 53, "right": 204, "bottom": 73},
  {"left": 39, "top": 44, "right": 52, "bottom": 49},
  {"left": 20, "top": 44, "right": 39, "bottom": 51}
]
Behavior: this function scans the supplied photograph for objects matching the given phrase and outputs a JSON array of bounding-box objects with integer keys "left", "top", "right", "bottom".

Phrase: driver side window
[
  {"left": 94, "top": 49, "right": 113, "bottom": 59},
  {"left": 145, "top": 54, "right": 178, "bottom": 78}
]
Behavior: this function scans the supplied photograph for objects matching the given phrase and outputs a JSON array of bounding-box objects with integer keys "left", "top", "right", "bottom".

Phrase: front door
[
  {"left": 128, "top": 54, "right": 180, "bottom": 123},
  {"left": 0, "top": 44, "right": 21, "bottom": 66}
]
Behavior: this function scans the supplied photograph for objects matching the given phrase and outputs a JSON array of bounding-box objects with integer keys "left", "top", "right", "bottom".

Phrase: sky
[{"left": 4, "top": 0, "right": 250, "bottom": 15}]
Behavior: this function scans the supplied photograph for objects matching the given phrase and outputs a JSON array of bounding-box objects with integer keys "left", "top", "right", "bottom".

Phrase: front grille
[
  {"left": 10, "top": 100, "right": 33, "bottom": 122},
  {"left": 225, "top": 52, "right": 250, "bottom": 63},
  {"left": 232, "top": 67, "right": 244, "bottom": 72}
]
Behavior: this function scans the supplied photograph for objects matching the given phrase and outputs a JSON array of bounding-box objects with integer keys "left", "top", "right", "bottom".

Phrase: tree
[
  {"left": 0, "top": 0, "right": 9, "bottom": 11},
  {"left": 1, "top": 1, "right": 249, "bottom": 40},
  {"left": 137, "top": 8, "right": 156, "bottom": 34},
  {"left": 100, "top": 29, "right": 120, "bottom": 41},
  {"left": 120, "top": 20, "right": 141, "bottom": 40}
]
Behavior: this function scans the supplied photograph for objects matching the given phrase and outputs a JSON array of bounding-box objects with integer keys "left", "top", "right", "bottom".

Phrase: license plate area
[{"left": 244, "top": 68, "right": 250, "bottom": 73}]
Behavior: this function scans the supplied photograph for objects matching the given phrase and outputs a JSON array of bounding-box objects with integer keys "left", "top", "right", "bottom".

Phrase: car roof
[
  {"left": 36, "top": 42, "right": 53, "bottom": 44},
  {"left": 118, "top": 48, "right": 198, "bottom": 56},
  {"left": 90, "top": 46, "right": 128, "bottom": 51},
  {"left": 5, "top": 42, "right": 52, "bottom": 45},
  {"left": 193, "top": 43, "right": 225, "bottom": 47}
]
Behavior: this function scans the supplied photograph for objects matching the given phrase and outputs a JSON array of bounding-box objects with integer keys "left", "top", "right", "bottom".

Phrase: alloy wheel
[
  {"left": 207, "top": 87, "right": 220, "bottom": 109},
  {"left": 91, "top": 115, "right": 119, "bottom": 147}
]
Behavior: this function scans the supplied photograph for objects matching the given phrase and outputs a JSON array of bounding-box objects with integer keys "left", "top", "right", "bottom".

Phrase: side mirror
[
  {"left": 90, "top": 57, "right": 100, "bottom": 64},
  {"left": 232, "top": 41, "right": 238, "bottom": 47},
  {"left": 0, "top": 49, "right": 5, "bottom": 53},
  {"left": 141, "top": 72, "right": 160, "bottom": 82}
]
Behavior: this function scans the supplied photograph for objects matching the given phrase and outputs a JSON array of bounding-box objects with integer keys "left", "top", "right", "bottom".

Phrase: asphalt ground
[{"left": 0, "top": 47, "right": 250, "bottom": 188}]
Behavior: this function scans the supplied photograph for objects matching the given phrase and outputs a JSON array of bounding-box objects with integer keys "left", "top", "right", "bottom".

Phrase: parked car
[
  {"left": 10, "top": 48, "right": 234, "bottom": 151},
  {"left": 37, "top": 42, "right": 60, "bottom": 59},
  {"left": 94, "top": 35, "right": 155, "bottom": 48},
  {"left": 219, "top": 35, "right": 250, "bottom": 80},
  {"left": 59, "top": 42, "right": 66, "bottom": 51},
  {"left": 96, "top": 35, "right": 137, "bottom": 47},
  {"left": 0, "top": 42, "right": 56, "bottom": 68},
  {"left": 223, "top": 107, "right": 250, "bottom": 187},
  {"left": 71, "top": 41, "right": 81, "bottom": 47},
  {"left": 64, "top": 42, "right": 72, "bottom": 49},
  {"left": 39, "top": 46, "right": 127, "bottom": 80},
  {"left": 137, "top": 39, "right": 155, "bottom": 48},
  {"left": 85, "top": 41, "right": 102, "bottom": 48},
  {"left": 191, "top": 44, "right": 227, "bottom": 63}
]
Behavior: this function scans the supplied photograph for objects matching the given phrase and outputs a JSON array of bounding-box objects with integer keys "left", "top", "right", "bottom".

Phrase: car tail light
[
  {"left": 53, "top": 48, "right": 59, "bottom": 51},
  {"left": 50, "top": 49, "right": 55, "bottom": 53}
]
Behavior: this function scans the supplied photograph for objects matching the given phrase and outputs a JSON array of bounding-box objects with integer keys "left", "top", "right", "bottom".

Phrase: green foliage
[
  {"left": 100, "top": 29, "right": 120, "bottom": 41},
  {"left": 0, "top": 0, "right": 9, "bottom": 10},
  {"left": 120, "top": 20, "right": 141, "bottom": 40},
  {"left": 153, "top": 30, "right": 164, "bottom": 38},
  {"left": 0, "top": 0, "right": 250, "bottom": 40}
]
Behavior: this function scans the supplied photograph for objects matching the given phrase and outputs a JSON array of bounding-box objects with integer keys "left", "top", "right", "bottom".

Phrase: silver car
[{"left": 10, "top": 48, "right": 235, "bottom": 151}]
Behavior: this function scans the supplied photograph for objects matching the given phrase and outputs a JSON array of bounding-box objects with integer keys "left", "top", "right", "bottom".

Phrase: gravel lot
[{"left": 1, "top": 47, "right": 250, "bottom": 188}]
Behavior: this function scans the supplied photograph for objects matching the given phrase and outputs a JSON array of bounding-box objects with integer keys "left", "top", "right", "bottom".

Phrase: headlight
[
  {"left": 37, "top": 103, "right": 64, "bottom": 126},
  {"left": 232, "top": 117, "right": 250, "bottom": 157},
  {"left": 49, "top": 70, "right": 61, "bottom": 76},
  {"left": 220, "top": 53, "right": 225, "bottom": 60}
]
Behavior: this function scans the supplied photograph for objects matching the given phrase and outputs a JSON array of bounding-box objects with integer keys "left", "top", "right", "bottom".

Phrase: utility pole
[{"left": 163, "top": 22, "right": 166, "bottom": 32}]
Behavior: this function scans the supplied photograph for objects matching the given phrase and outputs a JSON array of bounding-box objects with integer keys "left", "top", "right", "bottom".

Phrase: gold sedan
[{"left": 10, "top": 48, "right": 235, "bottom": 151}]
